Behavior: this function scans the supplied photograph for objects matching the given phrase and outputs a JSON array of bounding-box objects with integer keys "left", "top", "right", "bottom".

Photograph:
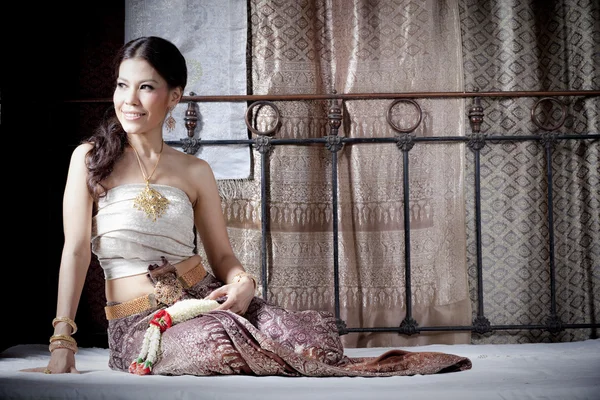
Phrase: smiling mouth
[{"left": 122, "top": 112, "right": 145, "bottom": 119}]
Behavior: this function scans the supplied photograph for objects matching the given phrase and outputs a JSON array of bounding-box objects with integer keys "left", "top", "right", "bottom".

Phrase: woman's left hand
[{"left": 204, "top": 278, "right": 255, "bottom": 315}]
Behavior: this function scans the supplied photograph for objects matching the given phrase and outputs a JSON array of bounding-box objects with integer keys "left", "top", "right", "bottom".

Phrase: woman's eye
[
  {"left": 116, "top": 82, "right": 127, "bottom": 89},
  {"left": 141, "top": 84, "right": 154, "bottom": 90}
]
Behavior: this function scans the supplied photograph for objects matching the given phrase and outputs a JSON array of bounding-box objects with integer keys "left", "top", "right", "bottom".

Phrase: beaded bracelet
[
  {"left": 50, "top": 334, "right": 77, "bottom": 344},
  {"left": 233, "top": 271, "right": 258, "bottom": 290},
  {"left": 49, "top": 339, "right": 78, "bottom": 354},
  {"left": 52, "top": 316, "right": 78, "bottom": 335}
]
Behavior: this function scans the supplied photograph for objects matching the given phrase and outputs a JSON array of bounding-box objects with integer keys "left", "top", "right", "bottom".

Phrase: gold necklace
[{"left": 131, "top": 141, "right": 170, "bottom": 221}]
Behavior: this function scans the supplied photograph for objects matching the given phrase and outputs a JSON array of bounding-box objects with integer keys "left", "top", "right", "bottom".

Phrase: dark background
[{"left": 4, "top": 1, "right": 125, "bottom": 352}]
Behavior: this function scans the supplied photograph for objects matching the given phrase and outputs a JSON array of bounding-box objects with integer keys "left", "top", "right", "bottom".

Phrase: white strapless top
[{"left": 91, "top": 184, "right": 196, "bottom": 280}]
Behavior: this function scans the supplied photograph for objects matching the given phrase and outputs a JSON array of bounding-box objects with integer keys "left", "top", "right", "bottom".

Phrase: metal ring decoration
[
  {"left": 244, "top": 101, "right": 281, "bottom": 136},
  {"left": 530, "top": 97, "right": 567, "bottom": 131},
  {"left": 386, "top": 99, "right": 423, "bottom": 133}
]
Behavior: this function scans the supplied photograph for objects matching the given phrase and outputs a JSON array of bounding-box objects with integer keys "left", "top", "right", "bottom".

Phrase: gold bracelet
[
  {"left": 49, "top": 340, "right": 78, "bottom": 354},
  {"left": 50, "top": 334, "right": 77, "bottom": 344},
  {"left": 52, "top": 316, "right": 77, "bottom": 335},
  {"left": 233, "top": 271, "right": 258, "bottom": 290}
]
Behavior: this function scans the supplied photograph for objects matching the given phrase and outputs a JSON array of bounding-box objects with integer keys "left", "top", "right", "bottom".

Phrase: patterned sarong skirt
[{"left": 107, "top": 273, "right": 472, "bottom": 376}]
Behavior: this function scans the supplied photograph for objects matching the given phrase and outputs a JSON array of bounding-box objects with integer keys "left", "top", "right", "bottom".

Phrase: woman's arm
[
  {"left": 190, "top": 158, "right": 256, "bottom": 314},
  {"left": 49, "top": 143, "right": 95, "bottom": 373}
]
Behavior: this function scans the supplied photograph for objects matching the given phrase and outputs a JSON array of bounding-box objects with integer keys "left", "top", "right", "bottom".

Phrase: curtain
[
  {"left": 459, "top": 0, "right": 599, "bottom": 343},
  {"left": 219, "top": 0, "right": 472, "bottom": 347}
]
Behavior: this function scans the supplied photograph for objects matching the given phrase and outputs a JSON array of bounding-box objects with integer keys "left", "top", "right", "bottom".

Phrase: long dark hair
[{"left": 84, "top": 36, "right": 187, "bottom": 200}]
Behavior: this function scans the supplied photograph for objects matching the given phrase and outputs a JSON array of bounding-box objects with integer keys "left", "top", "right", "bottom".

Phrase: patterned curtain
[
  {"left": 219, "top": 0, "right": 472, "bottom": 347},
  {"left": 459, "top": 0, "right": 599, "bottom": 343}
]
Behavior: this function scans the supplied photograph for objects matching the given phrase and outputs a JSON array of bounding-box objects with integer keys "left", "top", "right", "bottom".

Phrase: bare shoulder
[
  {"left": 72, "top": 142, "right": 93, "bottom": 157},
  {"left": 184, "top": 155, "right": 220, "bottom": 208},
  {"left": 69, "top": 142, "right": 94, "bottom": 165},
  {"left": 190, "top": 156, "right": 214, "bottom": 179},
  {"left": 162, "top": 147, "right": 217, "bottom": 203},
  {"left": 173, "top": 149, "right": 215, "bottom": 181}
]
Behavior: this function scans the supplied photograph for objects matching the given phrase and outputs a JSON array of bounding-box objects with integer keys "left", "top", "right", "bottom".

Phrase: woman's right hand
[{"left": 20, "top": 348, "right": 80, "bottom": 374}]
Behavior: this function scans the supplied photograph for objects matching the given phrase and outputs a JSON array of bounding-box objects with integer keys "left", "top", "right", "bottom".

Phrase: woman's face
[{"left": 113, "top": 58, "right": 177, "bottom": 136}]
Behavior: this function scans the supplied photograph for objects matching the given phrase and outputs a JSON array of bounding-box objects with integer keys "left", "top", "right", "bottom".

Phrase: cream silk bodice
[{"left": 91, "top": 184, "right": 196, "bottom": 280}]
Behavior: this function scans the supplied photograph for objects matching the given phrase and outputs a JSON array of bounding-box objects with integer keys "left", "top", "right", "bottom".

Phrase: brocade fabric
[
  {"left": 460, "top": 0, "right": 599, "bottom": 344},
  {"left": 215, "top": 0, "right": 473, "bottom": 348},
  {"left": 107, "top": 274, "right": 472, "bottom": 376},
  {"left": 92, "top": 184, "right": 196, "bottom": 280}
]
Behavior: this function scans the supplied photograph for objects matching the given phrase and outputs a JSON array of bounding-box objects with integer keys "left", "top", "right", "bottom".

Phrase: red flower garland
[
  {"left": 129, "top": 358, "right": 152, "bottom": 375},
  {"left": 149, "top": 309, "right": 173, "bottom": 332}
]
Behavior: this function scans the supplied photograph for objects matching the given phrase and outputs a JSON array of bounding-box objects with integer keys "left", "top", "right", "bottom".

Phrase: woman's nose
[{"left": 124, "top": 89, "right": 139, "bottom": 105}]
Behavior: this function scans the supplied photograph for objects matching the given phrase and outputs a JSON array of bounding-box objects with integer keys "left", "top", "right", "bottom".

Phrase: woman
[{"left": 27, "top": 36, "right": 471, "bottom": 376}]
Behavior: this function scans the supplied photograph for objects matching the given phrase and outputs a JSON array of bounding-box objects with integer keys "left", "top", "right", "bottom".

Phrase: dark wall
[{"left": 4, "top": 1, "right": 124, "bottom": 352}]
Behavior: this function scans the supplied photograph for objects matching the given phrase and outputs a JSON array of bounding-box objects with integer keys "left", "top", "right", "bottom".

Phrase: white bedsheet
[{"left": 1, "top": 340, "right": 599, "bottom": 400}]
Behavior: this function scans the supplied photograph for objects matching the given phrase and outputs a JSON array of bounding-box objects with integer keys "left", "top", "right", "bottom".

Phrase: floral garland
[{"left": 129, "top": 298, "right": 220, "bottom": 375}]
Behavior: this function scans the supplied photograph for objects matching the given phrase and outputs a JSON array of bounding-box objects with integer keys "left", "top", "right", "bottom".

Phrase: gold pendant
[{"left": 133, "top": 182, "right": 170, "bottom": 221}]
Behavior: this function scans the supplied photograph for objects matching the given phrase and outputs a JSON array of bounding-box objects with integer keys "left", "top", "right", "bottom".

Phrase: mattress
[{"left": 1, "top": 340, "right": 599, "bottom": 400}]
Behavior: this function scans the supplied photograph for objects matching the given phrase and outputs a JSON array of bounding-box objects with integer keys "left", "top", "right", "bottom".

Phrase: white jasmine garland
[{"left": 168, "top": 299, "right": 220, "bottom": 324}]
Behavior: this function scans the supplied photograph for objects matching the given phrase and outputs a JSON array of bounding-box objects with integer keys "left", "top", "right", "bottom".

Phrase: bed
[{"left": 1, "top": 340, "right": 598, "bottom": 400}]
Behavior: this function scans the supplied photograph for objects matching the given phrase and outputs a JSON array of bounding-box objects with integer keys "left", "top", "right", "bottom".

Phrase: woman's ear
[{"left": 170, "top": 87, "right": 183, "bottom": 107}]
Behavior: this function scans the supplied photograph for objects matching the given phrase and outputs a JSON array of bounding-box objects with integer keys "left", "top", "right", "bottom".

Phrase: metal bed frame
[{"left": 162, "top": 89, "right": 600, "bottom": 339}]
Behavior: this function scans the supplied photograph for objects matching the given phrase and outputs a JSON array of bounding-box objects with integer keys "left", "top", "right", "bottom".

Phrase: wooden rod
[{"left": 63, "top": 90, "right": 600, "bottom": 104}]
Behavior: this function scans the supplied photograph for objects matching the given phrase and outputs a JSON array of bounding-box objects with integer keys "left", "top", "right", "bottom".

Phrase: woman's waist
[{"left": 105, "top": 255, "right": 206, "bottom": 304}]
